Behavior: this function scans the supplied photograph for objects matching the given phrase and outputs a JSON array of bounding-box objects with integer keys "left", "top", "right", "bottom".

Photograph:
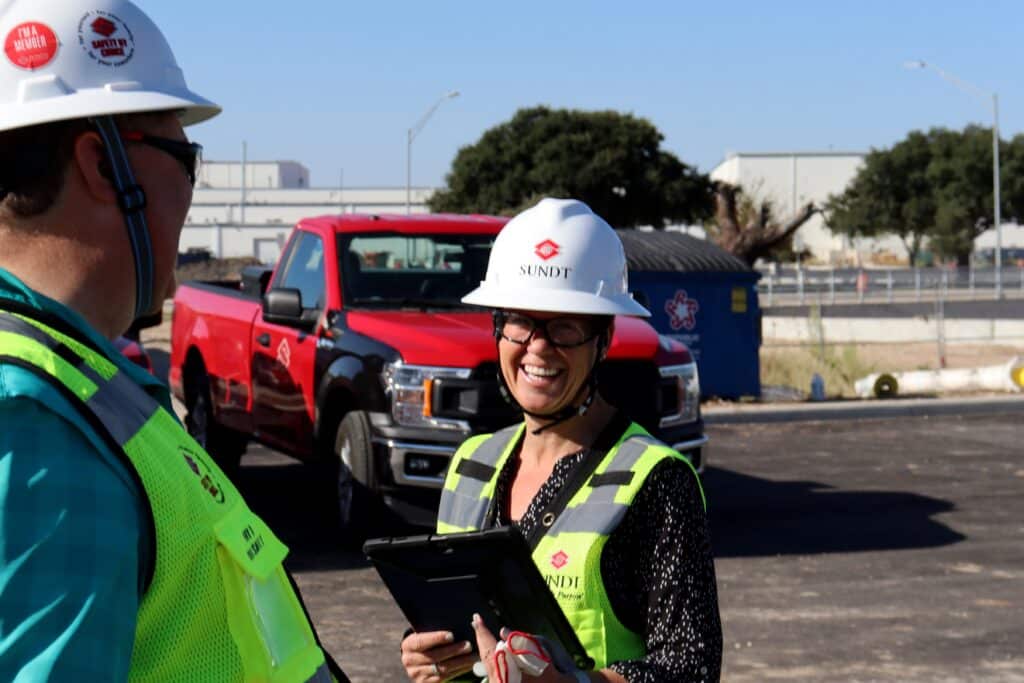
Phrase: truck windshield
[{"left": 338, "top": 233, "right": 496, "bottom": 309}]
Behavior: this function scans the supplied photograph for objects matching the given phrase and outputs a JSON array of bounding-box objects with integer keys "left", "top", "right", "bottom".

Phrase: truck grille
[{"left": 429, "top": 361, "right": 680, "bottom": 435}]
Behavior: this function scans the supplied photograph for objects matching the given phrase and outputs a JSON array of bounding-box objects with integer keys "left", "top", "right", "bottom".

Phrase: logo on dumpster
[
  {"left": 665, "top": 290, "right": 699, "bottom": 331},
  {"left": 534, "top": 239, "right": 560, "bottom": 261}
]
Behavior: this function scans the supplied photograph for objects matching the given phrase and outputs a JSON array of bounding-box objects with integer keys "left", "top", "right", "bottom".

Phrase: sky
[{"left": 139, "top": 0, "right": 1024, "bottom": 190}]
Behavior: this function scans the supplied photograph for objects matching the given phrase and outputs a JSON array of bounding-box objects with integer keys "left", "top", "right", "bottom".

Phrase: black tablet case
[{"left": 364, "top": 527, "right": 594, "bottom": 671}]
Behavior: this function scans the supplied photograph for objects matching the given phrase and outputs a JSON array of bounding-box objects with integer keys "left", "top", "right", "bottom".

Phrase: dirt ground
[
  {"left": 223, "top": 412, "right": 1024, "bottom": 682},
  {"left": 758, "top": 341, "right": 1023, "bottom": 400},
  {"left": 766, "top": 341, "right": 1022, "bottom": 372}
]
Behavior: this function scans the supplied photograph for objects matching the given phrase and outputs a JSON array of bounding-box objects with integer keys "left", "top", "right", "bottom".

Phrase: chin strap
[
  {"left": 88, "top": 115, "right": 154, "bottom": 322},
  {"left": 525, "top": 375, "right": 597, "bottom": 435}
]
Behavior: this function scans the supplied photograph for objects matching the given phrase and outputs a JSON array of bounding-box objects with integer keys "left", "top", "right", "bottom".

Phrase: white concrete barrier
[{"left": 855, "top": 357, "right": 1024, "bottom": 398}]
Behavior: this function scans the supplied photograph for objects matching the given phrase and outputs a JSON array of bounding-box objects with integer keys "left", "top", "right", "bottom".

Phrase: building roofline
[
  {"left": 203, "top": 160, "right": 308, "bottom": 166},
  {"left": 719, "top": 150, "right": 866, "bottom": 161}
]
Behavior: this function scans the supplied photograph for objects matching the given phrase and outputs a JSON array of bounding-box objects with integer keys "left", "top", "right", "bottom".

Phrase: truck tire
[
  {"left": 334, "top": 410, "right": 380, "bottom": 546},
  {"left": 185, "top": 364, "right": 248, "bottom": 477}
]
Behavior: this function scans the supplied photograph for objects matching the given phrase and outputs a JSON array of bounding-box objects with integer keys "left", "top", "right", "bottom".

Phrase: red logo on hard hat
[
  {"left": 90, "top": 17, "right": 117, "bottom": 37},
  {"left": 534, "top": 239, "right": 560, "bottom": 261},
  {"left": 665, "top": 290, "right": 700, "bottom": 331},
  {"left": 551, "top": 550, "right": 569, "bottom": 569},
  {"left": 4, "top": 22, "right": 59, "bottom": 71},
  {"left": 78, "top": 11, "right": 135, "bottom": 66}
]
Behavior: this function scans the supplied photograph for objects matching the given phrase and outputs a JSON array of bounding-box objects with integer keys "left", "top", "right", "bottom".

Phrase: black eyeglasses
[
  {"left": 495, "top": 311, "right": 602, "bottom": 348},
  {"left": 122, "top": 131, "right": 203, "bottom": 186}
]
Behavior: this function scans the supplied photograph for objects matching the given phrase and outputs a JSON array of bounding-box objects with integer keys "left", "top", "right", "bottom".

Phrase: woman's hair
[{"left": 0, "top": 118, "right": 93, "bottom": 218}]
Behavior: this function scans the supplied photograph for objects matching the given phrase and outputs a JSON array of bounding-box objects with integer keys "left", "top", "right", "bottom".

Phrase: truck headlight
[
  {"left": 658, "top": 362, "right": 701, "bottom": 428},
  {"left": 382, "top": 362, "right": 472, "bottom": 430}
]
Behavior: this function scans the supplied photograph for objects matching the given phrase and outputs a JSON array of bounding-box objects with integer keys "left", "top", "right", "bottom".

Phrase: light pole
[
  {"left": 905, "top": 60, "right": 1003, "bottom": 298},
  {"left": 406, "top": 90, "right": 460, "bottom": 214}
]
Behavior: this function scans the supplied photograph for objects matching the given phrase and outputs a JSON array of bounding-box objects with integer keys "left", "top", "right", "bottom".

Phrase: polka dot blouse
[{"left": 492, "top": 415, "right": 723, "bottom": 682}]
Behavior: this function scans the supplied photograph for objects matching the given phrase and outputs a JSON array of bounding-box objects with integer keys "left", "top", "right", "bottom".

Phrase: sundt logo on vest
[{"left": 551, "top": 550, "right": 569, "bottom": 569}]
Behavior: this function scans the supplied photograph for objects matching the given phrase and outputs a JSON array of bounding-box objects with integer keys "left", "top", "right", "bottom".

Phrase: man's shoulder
[{"left": 0, "top": 363, "right": 144, "bottom": 494}]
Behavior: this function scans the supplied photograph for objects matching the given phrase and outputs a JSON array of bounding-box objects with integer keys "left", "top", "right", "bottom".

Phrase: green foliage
[
  {"left": 428, "top": 106, "right": 714, "bottom": 228},
  {"left": 825, "top": 126, "right": 1024, "bottom": 265}
]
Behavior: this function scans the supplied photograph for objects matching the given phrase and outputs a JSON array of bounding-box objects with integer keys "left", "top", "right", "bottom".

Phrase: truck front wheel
[
  {"left": 185, "top": 365, "right": 248, "bottom": 476},
  {"left": 334, "top": 410, "right": 378, "bottom": 546}
]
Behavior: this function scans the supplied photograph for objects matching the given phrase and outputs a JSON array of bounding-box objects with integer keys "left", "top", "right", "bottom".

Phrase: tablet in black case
[{"left": 364, "top": 526, "right": 594, "bottom": 671}]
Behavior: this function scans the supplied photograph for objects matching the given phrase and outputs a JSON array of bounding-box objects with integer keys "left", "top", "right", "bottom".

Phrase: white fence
[{"left": 759, "top": 265, "right": 1024, "bottom": 306}]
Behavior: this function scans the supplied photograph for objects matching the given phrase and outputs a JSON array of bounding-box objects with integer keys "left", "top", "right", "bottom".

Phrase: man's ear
[{"left": 72, "top": 131, "right": 118, "bottom": 204}]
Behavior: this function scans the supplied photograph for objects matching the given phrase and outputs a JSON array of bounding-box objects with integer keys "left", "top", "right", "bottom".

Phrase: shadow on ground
[
  {"left": 704, "top": 466, "right": 966, "bottom": 558},
  {"left": 147, "top": 344, "right": 967, "bottom": 567},
  {"left": 230, "top": 458, "right": 425, "bottom": 573}
]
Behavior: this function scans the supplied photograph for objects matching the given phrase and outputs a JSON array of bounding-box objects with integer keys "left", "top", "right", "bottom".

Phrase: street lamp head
[
  {"left": 903, "top": 60, "right": 926, "bottom": 70},
  {"left": 446, "top": 90, "right": 460, "bottom": 99}
]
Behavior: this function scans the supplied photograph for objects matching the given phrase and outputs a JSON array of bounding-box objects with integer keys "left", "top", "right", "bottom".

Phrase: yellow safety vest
[
  {"left": 0, "top": 309, "right": 337, "bottom": 682},
  {"left": 437, "top": 421, "right": 705, "bottom": 670}
]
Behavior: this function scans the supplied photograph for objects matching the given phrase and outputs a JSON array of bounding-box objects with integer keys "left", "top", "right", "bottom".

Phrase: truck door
[{"left": 251, "top": 231, "right": 325, "bottom": 456}]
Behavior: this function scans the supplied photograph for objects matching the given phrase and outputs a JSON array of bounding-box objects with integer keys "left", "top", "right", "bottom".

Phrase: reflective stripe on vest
[
  {"left": 436, "top": 421, "right": 706, "bottom": 670},
  {"left": 437, "top": 423, "right": 522, "bottom": 533},
  {"left": 0, "top": 311, "right": 332, "bottom": 682}
]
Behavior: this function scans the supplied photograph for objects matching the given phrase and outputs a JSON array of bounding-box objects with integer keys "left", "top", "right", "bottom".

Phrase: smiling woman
[{"left": 399, "top": 198, "right": 722, "bottom": 683}]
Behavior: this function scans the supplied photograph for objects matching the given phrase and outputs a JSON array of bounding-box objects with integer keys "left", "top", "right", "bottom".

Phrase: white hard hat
[
  {"left": 0, "top": 0, "right": 219, "bottom": 132},
  {"left": 462, "top": 198, "right": 651, "bottom": 317}
]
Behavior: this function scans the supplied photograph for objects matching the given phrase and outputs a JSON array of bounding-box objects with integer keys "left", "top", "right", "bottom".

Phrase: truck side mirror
[{"left": 262, "top": 288, "right": 308, "bottom": 328}]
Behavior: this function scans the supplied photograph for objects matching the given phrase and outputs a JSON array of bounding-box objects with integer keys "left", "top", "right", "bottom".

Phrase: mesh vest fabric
[
  {"left": 437, "top": 420, "right": 705, "bottom": 670},
  {"left": 0, "top": 311, "right": 332, "bottom": 682}
]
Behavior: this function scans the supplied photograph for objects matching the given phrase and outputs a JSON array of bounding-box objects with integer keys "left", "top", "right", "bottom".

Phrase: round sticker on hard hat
[
  {"left": 78, "top": 11, "right": 135, "bottom": 67},
  {"left": 4, "top": 22, "right": 60, "bottom": 71}
]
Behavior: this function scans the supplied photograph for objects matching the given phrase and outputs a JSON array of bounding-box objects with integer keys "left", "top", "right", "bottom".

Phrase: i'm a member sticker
[{"left": 4, "top": 22, "right": 59, "bottom": 70}]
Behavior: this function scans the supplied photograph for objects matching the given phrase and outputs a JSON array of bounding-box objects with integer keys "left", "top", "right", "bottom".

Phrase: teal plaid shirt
[{"left": 0, "top": 268, "right": 163, "bottom": 681}]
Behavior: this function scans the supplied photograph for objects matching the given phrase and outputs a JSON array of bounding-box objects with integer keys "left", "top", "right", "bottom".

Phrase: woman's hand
[
  {"left": 471, "top": 614, "right": 580, "bottom": 682},
  {"left": 401, "top": 629, "right": 476, "bottom": 682}
]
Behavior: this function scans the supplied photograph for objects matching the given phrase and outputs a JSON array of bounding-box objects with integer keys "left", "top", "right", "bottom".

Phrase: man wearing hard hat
[{"left": 0, "top": 1, "right": 345, "bottom": 680}]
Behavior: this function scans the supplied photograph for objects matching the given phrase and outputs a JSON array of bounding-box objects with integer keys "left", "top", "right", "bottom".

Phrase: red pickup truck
[{"left": 169, "top": 214, "right": 706, "bottom": 539}]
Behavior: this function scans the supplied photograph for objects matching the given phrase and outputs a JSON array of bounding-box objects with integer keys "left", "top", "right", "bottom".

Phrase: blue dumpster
[{"left": 617, "top": 230, "right": 761, "bottom": 399}]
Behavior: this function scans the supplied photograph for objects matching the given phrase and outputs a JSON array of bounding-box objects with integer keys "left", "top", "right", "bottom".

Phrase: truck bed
[{"left": 168, "top": 279, "right": 263, "bottom": 427}]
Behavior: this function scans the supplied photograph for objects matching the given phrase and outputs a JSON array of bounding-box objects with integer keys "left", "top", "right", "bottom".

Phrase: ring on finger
[{"left": 431, "top": 662, "right": 441, "bottom": 677}]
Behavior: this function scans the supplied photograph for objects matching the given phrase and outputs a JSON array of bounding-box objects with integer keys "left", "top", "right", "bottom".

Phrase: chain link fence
[{"left": 758, "top": 265, "right": 1024, "bottom": 307}]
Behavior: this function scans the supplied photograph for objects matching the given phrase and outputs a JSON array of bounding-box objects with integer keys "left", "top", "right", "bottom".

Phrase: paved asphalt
[{"left": 222, "top": 411, "right": 1024, "bottom": 683}]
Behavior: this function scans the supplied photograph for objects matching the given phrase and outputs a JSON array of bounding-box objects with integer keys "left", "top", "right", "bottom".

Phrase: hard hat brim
[
  {"left": 462, "top": 285, "right": 651, "bottom": 317},
  {"left": 0, "top": 88, "right": 220, "bottom": 132}
]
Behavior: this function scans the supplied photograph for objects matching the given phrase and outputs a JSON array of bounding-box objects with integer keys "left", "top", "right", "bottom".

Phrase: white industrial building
[
  {"left": 710, "top": 151, "right": 1022, "bottom": 265},
  {"left": 711, "top": 151, "right": 906, "bottom": 264},
  {"left": 184, "top": 157, "right": 1021, "bottom": 266},
  {"left": 182, "top": 161, "right": 435, "bottom": 264},
  {"left": 197, "top": 160, "right": 311, "bottom": 190}
]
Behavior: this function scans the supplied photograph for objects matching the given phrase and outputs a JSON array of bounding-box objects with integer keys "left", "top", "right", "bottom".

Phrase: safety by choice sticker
[{"left": 4, "top": 22, "right": 59, "bottom": 70}]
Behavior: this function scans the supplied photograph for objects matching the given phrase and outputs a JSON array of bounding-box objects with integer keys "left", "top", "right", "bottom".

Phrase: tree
[
  {"left": 428, "top": 106, "right": 714, "bottom": 228},
  {"left": 708, "top": 183, "right": 817, "bottom": 266},
  {"left": 826, "top": 126, "right": 1024, "bottom": 265}
]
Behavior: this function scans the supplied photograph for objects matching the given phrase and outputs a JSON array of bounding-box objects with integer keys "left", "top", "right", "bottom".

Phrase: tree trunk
[{"left": 712, "top": 184, "right": 818, "bottom": 266}]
